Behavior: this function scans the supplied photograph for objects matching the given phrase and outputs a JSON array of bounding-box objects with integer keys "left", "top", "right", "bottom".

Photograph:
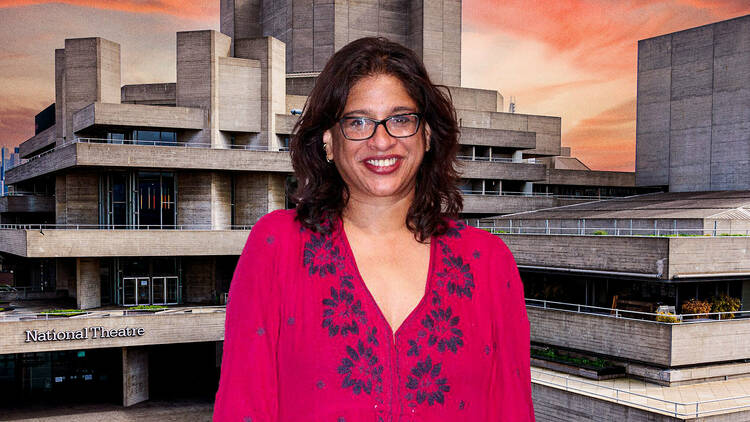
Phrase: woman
[{"left": 214, "top": 37, "right": 535, "bottom": 421}]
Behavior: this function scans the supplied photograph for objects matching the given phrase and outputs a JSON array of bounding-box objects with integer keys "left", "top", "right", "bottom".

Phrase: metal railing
[
  {"left": 476, "top": 223, "right": 750, "bottom": 237},
  {"left": 0, "top": 223, "right": 253, "bottom": 230},
  {"left": 461, "top": 191, "right": 619, "bottom": 200},
  {"left": 526, "top": 298, "right": 750, "bottom": 323},
  {"left": 531, "top": 368, "right": 750, "bottom": 418},
  {"left": 0, "top": 305, "right": 226, "bottom": 322}
]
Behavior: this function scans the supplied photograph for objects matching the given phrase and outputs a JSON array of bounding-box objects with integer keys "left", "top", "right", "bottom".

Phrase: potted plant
[
  {"left": 710, "top": 294, "right": 741, "bottom": 319},
  {"left": 39, "top": 309, "right": 87, "bottom": 318},
  {"left": 681, "top": 298, "right": 711, "bottom": 319}
]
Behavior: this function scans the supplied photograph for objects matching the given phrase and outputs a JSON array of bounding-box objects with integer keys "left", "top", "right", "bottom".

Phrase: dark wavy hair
[{"left": 290, "top": 37, "right": 462, "bottom": 242}]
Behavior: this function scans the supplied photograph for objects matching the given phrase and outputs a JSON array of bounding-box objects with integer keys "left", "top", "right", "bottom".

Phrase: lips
[{"left": 362, "top": 155, "right": 402, "bottom": 174}]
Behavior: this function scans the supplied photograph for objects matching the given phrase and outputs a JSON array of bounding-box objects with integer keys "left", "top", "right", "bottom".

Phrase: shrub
[
  {"left": 681, "top": 299, "right": 711, "bottom": 318},
  {"left": 592, "top": 230, "right": 608, "bottom": 235},
  {"left": 656, "top": 311, "right": 680, "bottom": 323},
  {"left": 710, "top": 294, "right": 741, "bottom": 319}
]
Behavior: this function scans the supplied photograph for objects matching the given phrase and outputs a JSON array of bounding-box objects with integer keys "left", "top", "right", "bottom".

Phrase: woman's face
[{"left": 323, "top": 73, "right": 430, "bottom": 203}]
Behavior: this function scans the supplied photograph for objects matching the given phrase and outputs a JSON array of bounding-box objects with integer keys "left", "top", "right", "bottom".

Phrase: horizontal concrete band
[{"left": 0, "top": 311, "right": 225, "bottom": 355}]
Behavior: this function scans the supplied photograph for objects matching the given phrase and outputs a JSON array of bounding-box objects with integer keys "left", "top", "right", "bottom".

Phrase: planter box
[{"left": 531, "top": 357, "right": 625, "bottom": 381}]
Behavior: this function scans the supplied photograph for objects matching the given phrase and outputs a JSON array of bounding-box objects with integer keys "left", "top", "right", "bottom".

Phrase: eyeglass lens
[{"left": 340, "top": 114, "right": 419, "bottom": 140}]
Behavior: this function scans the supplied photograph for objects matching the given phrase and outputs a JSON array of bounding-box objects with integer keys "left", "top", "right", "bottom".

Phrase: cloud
[
  {"left": 0, "top": 105, "right": 41, "bottom": 150},
  {"left": 563, "top": 99, "right": 637, "bottom": 171},
  {"left": 0, "top": 0, "right": 218, "bottom": 21}
]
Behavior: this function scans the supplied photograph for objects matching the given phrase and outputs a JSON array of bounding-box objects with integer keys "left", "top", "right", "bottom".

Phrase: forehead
[{"left": 342, "top": 74, "right": 417, "bottom": 116}]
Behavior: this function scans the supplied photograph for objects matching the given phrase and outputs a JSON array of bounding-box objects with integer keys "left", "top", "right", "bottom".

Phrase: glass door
[
  {"left": 136, "top": 277, "right": 150, "bottom": 305},
  {"left": 151, "top": 277, "right": 166, "bottom": 305},
  {"left": 122, "top": 277, "right": 137, "bottom": 306},
  {"left": 166, "top": 277, "right": 180, "bottom": 304}
]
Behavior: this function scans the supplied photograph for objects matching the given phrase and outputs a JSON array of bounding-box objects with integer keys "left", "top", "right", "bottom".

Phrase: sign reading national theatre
[{"left": 25, "top": 326, "right": 146, "bottom": 343}]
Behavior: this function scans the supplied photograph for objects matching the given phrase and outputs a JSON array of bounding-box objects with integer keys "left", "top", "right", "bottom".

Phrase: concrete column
[
  {"left": 62, "top": 38, "right": 121, "bottom": 142},
  {"left": 122, "top": 347, "right": 149, "bottom": 407},
  {"left": 55, "top": 171, "right": 99, "bottom": 226},
  {"left": 522, "top": 182, "right": 533, "bottom": 194},
  {"left": 211, "top": 172, "right": 232, "bottom": 230},
  {"left": 268, "top": 174, "right": 287, "bottom": 211},
  {"left": 235, "top": 36, "right": 287, "bottom": 151},
  {"left": 176, "top": 30, "right": 232, "bottom": 147},
  {"left": 407, "top": 0, "right": 461, "bottom": 86},
  {"left": 512, "top": 150, "right": 523, "bottom": 163},
  {"left": 54, "top": 49, "right": 66, "bottom": 143},
  {"left": 76, "top": 257, "right": 100, "bottom": 310}
]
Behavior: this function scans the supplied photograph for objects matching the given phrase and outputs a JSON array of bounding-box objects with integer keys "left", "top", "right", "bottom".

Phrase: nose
[{"left": 367, "top": 122, "right": 397, "bottom": 151}]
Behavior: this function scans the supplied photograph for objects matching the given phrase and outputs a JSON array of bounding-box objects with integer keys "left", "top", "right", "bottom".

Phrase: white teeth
[{"left": 366, "top": 157, "right": 398, "bottom": 167}]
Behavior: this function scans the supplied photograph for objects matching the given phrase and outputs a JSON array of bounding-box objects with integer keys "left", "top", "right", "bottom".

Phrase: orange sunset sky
[{"left": 0, "top": 1, "right": 748, "bottom": 171}]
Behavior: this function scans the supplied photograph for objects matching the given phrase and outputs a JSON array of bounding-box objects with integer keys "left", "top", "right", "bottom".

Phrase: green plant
[
  {"left": 710, "top": 294, "right": 741, "bottom": 319},
  {"left": 530, "top": 347, "right": 611, "bottom": 369},
  {"left": 681, "top": 298, "right": 711, "bottom": 317},
  {"left": 40, "top": 309, "right": 85, "bottom": 316},
  {"left": 592, "top": 230, "right": 608, "bottom": 235},
  {"left": 129, "top": 305, "right": 167, "bottom": 310}
]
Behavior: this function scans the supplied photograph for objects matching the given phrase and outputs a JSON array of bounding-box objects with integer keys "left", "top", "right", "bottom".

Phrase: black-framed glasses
[{"left": 337, "top": 113, "right": 422, "bottom": 141}]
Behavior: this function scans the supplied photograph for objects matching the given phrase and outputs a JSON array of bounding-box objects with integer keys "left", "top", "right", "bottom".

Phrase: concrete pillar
[
  {"left": 235, "top": 36, "right": 287, "bottom": 151},
  {"left": 54, "top": 49, "right": 66, "bottom": 142},
  {"left": 522, "top": 182, "right": 533, "bottom": 194},
  {"left": 62, "top": 38, "right": 121, "bottom": 143},
  {"left": 512, "top": 150, "right": 523, "bottom": 163},
  {"left": 55, "top": 171, "right": 99, "bottom": 225},
  {"left": 234, "top": 173, "right": 287, "bottom": 225},
  {"left": 122, "top": 347, "right": 149, "bottom": 407},
  {"left": 76, "top": 257, "right": 100, "bottom": 310},
  {"left": 268, "top": 174, "right": 287, "bottom": 211},
  {"left": 176, "top": 30, "right": 232, "bottom": 147},
  {"left": 211, "top": 172, "right": 232, "bottom": 230},
  {"left": 407, "top": 0, "right": 461, "bottom": 86}
]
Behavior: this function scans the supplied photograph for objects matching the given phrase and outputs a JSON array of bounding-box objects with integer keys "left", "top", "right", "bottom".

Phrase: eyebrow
[{"left": 341, "top": 106, "right": 417, "bottom": 118}]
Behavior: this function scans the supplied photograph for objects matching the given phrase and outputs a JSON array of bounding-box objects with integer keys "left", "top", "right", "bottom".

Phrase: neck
[{"left": 342, "top": 188, "right": 415, "bottom": 237}]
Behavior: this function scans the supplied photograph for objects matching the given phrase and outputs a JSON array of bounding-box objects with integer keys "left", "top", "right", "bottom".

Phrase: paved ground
[{"left": 0, "top": 399, "right": 214, "bottom": 421}]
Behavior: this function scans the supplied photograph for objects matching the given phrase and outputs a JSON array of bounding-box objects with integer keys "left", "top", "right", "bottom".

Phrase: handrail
[
  {"left": 0, "top": 223, "right": 253, "bottom": 230},
  {"left": 525, "top": 298, "right": 750, "bottom": 323},
  {"left": 0, "top": 305, "right": 226, "bottom": 322},
  {"left": 461, "top": 191, "right": 619, "bottom": 200},
  {"left": 531, "top": 368, "right": 750, "bottom": 417},
  {"left": 477, "top": 224, "right": 750, "bottom": 237}
]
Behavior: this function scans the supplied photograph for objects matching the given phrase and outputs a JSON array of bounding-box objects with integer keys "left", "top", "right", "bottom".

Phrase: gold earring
[{"left": 323, "top": 143, "right": 332, "bottom": 163}]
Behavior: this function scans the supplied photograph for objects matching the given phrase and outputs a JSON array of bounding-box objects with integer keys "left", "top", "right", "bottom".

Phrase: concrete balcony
[
  {"left": 72, "top": 102, "right": 204, "bottom": 132},
  {"left": 0, "top": 194, "right": 55, "bottom": 214},
  {"left": 275, "top": 113, "right": 298, "bottom": 135},
  {"left": 528, "top": 305, "right": 750, "bottom": 368},
  {"left": 499, "top": 234, "right": 750, "bottom": 279},
  {"left": 543, "top": 168, "right": 636, "bottom": 187},
  {"left": 456, "top": 110, "right": 561, "bottom": 157},
  {"left": 0, "top": 227, "right": 250, "bottom": 258},
  {"left": 459, "top": 159, "right": 546, "bottom": 181},
  {"left": 5, "top": 141, "right": 293, "bottom": 184},
  {"left": 0, "top": 306, "right": 225, "bottom": 355},
  {"left": 458, "top": 127, "right": 536, "bottom": 149},
  {"left": 19, "top": 125, "right": 57, "bottom": 159},
  {"left": 462, "top": 193, "right": 558, "bottom": 214}
]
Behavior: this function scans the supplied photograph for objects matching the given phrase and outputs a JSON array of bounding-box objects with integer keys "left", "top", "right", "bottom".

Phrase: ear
[
  {"left": 424, "top": 122, "right": 432, "bottom": 152},
  {"left": 322, "top": 130, "right": 334, "bottom": 161}
]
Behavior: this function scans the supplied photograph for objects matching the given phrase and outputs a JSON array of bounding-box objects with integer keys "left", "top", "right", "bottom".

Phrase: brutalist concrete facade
[{"left": 636, "top": 15, "right": 750, "bottom": 192}]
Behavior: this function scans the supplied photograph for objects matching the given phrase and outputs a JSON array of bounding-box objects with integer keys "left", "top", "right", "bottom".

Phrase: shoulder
[
  {"left": 440, "top": 219, "right": 515, "bottom": 263},
  {"left": 243, "top": 209, "right": 301, "bottom": 252},
  {"left": 252, "top": 209, "right": 299, "bottom": 232}
]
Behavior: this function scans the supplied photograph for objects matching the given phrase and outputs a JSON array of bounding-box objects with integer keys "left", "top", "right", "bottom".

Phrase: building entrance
[{"left": 120, "top": 276, "right": 180, "bottom": 306}]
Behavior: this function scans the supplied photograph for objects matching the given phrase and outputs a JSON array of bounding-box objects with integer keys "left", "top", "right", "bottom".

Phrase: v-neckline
[{"left": 337, "top": 219, "right": 437, "bottom": 343}]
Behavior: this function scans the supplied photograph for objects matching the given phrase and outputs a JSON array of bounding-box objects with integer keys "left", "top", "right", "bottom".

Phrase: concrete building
[
  {"left": 636, "top": 14, "right": 750, "bottom": 192},
  {"left": 0, "top": 0, "right": 650, "bottom": 413}
]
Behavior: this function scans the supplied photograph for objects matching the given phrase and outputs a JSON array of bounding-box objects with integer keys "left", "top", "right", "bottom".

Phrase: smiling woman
[{"left": 213, "top": 37, "right": 535, "bottom": 422}]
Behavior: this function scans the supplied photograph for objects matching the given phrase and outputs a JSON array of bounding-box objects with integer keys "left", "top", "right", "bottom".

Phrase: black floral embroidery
[
  {"left": 322, "top": 286, "right": 365, "bottom": 337},
  {"left": 406, "top": 355, "right": 450, "bottom": 405},
  {"left": 436, "top": 241, "right": 475, "bottom": 299},
  {"left": 422, "top": 307, "right": 464, "bottom": 353},
  {"left": 407, "top": 339, "right": 421, "bottom": 356},
  {"left": 303, "top": 233, "right": 344, "bottom": 277},
  {"left": 337, "top": 339, "right": 384, "bottom": 395}
]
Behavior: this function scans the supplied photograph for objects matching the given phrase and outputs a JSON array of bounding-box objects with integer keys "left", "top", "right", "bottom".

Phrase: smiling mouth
[{"left": 364, "top": 157, "right": 398, "bottom": 167}]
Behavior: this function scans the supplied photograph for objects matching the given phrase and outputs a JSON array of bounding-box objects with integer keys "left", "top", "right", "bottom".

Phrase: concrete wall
[
  {"left": 545, "top": 169, "right": 635, "bottom": 187},
  {"left": 234, "top": 172, "right": 286, "bottom": 225},
  {"left": 458, "top": 127, "right": 535, "bottom": 149},
  {"left": 668, "top": 236, "right": 750, "bottom": 278},
  {"left": 457, "top": 110, "right": 561, "bottom": 157},
  {"left": 4, "top": 229, "right": 250, "bottom": 258},
  {"left": 672, "top": 319, "right": 750, "bottom": 366},
  {"left": 122, "top": 347, "right": 149, "bottom": 407},
  {"left": 0, "top": 195, "right": 54, "bottom": 214},
  {"left": 448, "top": 86, "right": 502, "bottom": 112},
  {"left": 0, "top": 312, "right": 225, "bottom": 354},
  {"left": 61, "top": 38, "right": 121, "bottom": 143},
  {"left": 459, "top": 160, "right": 546, "bottom": 181},
  {"left": 217, "top": 56, "right": 262, "bottom": 135},
  {"left": 500, "top": 234, "right": 669, "bottom": 276},
  {"left": 177, "top": 172, "right": 212, "bottom": 228},
  {"left": 184, "top": 256, "right": 216, "bottom": 303},
  {"left": 528, "top": 307, "right": 672, "bottom": 367},
  {"left": 76, "top": 257, "right": 101, "bottom": 309},
  {"left": 72, "top": 102, "right": 204, "bottom": 133},
  {"left": 19, "top": 125, "right": 57, "bottom": 158},
  {"left": 462, "top": 194, "right": 558, "bottom": 215},
  {"left": 121, "top": 83, "right": 176, "bottom": 106},
  {"left": 636, "top": 15, "right": 750, "bottom": 192},
  {"left": 55, "top": 170, "right": 99, "bottom": 225}
]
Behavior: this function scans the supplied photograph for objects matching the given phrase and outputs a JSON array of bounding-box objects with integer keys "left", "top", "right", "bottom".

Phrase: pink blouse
[{"left": 214, "top": 209, "right": 535, "bottom": 421}]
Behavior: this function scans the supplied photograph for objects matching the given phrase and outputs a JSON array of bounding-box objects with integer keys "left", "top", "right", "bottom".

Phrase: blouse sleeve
[
  {"left": 214, "top": 214, "right": 283, "bottom": 422},
  {"left": 489, "top": 238, "right": 536, "bottom": 421}
]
